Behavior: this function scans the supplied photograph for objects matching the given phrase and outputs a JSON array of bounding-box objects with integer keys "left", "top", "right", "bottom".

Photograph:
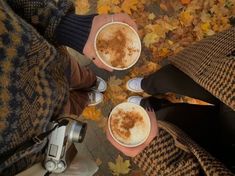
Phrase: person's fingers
[
  {"left": 93, "top": 57, "right": 113, "bottom": 72},
  {"left": 106, "top": 128, "right": 128, "bottom": 152},
  {"left": 106, "top": 126, "right": 141, "bottom": 157},
  {"left": 114, "top": 13, "right": 138, "bottom": 32}
]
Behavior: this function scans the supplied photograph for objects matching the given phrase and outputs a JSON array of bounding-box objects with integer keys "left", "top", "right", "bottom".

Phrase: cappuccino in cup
[
  {"left": 94, "top": 22, "right": 141, "bottom": 70},
  {"left": 108, "top": 102, "right": 150, "bottom": 147}
]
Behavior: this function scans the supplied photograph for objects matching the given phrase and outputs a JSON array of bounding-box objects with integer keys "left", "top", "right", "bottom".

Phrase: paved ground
[{"left": 69, "top": 50, "right": 133, "bottom": 175}]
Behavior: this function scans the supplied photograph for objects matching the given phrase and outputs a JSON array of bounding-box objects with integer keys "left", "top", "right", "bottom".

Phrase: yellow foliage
[
  {"left": 179, "top": 10, "right": 194, "bottom": 26},
  {"left": 148, "top": 13, "right": 156, "bottom": 20},
  {"left": 105, "top": 76, "right": 128, "bottom": 105},
  {"left": 201, "top": 22, "right": 210, "bottom": 32},
  {"left": 159, "top": 48, "right": 170, "bottom": 57},
  {"left": 82, "top": 106, "right": 102, "bottom": 121},
  {"left": 97, "top": 5, "right": 111, "bottom": 14},
  {"left": 75, "top": 0, "right": 90, "bottom": 15},
  {"left": 108, "top": 155, "right": 131, "bottom": 176},
  {"left": 121, "top": 0, "right": 138, "bottom": 14},
  {"left": 131, "top": 61, "right": 160, "bottom": 77},
  {"left": 143, "top": 32, "right": 159, "bottom": 48},
  {"left": 181, "top": 0, "right": 191, "bottom": 5},
  {"left": 112, "top": 6, "right": 122, "bottom": 13},
  {"left": 97, "top": 0, "right": 120, "bottom": 14},
  {"left": 108, "top": 76, "right": 122, "bottom": 86}
]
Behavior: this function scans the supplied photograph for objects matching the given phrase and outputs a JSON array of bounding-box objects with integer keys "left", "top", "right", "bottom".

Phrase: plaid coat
[
  {"left": 169, "top": 27, "right": 235, "bottom": 111},
  {"left": 133, "top": 121, "right": 234, "bottom": 176}
]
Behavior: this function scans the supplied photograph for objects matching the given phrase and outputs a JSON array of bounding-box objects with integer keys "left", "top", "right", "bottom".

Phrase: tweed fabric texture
[
  {"left": 133, "top": 121, "right": 234, "bottom": 176},
  {"left": 169, "top": 27, "right": 235, "bottom": 111},
  {"left": 0, "top": 0, "right": 72, "bottom": 174},
  {"left": 6, "top": 0, "right": 74, "bottom": 42}
]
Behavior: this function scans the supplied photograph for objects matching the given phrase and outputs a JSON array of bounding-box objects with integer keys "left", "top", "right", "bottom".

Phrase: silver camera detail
[{"left": 44, "top": 120, "right": 87, "bottom": 173}]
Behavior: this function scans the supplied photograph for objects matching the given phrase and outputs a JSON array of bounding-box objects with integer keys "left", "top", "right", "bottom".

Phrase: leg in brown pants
[{"left": 64, "top": 57, "right": 96, "bottom": 115}]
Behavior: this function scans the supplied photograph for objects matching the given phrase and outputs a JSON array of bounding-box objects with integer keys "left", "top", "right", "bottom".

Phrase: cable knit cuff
[{"left": 55, "top": 13, "right": 96, "bottom": 54}]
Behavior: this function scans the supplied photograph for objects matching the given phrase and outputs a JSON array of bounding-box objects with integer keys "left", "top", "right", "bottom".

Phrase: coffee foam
[
  {"left": 109, "top": 103, "right": 150, "bottom": 147},
  {"left": 95, "top": 22, "right": 141, "bottom": 70}
]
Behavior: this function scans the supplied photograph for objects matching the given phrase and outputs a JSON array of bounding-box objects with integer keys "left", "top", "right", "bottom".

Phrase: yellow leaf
[
  {"left": 148, "top": 13, "right": 156, "bottom": 20},
  {"left": 108, "top": 76, "right": 122, "bottom": 86},
  {"left": 112, "top": 0, "right": 121, "bottom": 5},
  {"left": 179, "top": 10, "right": 194, "bottom": 26},
  {"left": 201, "top": 22, "right": 210, "bottom": 32},
  {"left": 143, "top": 32, "right": 159, "bottom": 48},
  {"left": 167, "top": 40, "right": 174, "bottom": 45},
  {"left": 82, "top": 107, "right": 102, "bottom": 121},
  {"left": 108, "top": 155, "right": 131, "bottom": 176},
  {"left": 75, "top": 0, "right": 90, "bottom": 15},
  {"left": 97, "top": 0, "right": 111, "bottom": 14},
  {"left": 145, "top": 23, "right": 170, "bottom": 38},
  {"left": 112, "top": 6, "right": 122, "bottom": 13},
  {"left": 159, "top": 48, "right": 170, "bottom": 57},
  {"left": 97, "top": 4, "right": 111, "bottom": 14},
  {"left": 200, "top": 12, "right": 211, "bottom": 23},
  {"left": 121, "top": 0, "right": 138, "bottom": 14},
  {"left": 180, "top": 0, "right": 191, "bottom": 5},
  {"left": 131, "top": 61, "right": 160, "bottom": 77}
]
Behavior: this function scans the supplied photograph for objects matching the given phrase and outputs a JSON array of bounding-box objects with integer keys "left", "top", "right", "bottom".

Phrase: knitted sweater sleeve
[{"left": 6, "top": 0, "right": 95, "bottom": 52}]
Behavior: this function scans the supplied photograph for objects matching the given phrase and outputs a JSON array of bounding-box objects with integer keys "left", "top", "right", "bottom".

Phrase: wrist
[{"left": 55, "top": 13, "right": 97, "bottom": 53}]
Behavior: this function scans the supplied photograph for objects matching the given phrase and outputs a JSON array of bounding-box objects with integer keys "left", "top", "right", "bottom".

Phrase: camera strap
[{"left": 0, "top": 119, "right": 69, "bottom": 164}]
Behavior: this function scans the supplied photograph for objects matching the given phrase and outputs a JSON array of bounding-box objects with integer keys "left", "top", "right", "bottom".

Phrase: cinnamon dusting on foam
[
  {"left": 96, "top": 26, "right": 139, "bottom": 68},
  {"left": 110, "top": 109, "right": 143, "bottom": 140}
]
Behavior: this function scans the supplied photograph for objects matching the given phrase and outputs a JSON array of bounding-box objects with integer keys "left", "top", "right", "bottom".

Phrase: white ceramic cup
[
  {"left": 94, "top": 22, "right": 141, "bottom": 70},
  {"left": 108, "top": 102, "right": 151, "bottom": 147}
]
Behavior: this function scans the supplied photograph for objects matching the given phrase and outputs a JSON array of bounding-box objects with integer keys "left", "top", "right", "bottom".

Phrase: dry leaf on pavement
[{"left": 108, "top": 155, "right": 131, "bottom": 176}]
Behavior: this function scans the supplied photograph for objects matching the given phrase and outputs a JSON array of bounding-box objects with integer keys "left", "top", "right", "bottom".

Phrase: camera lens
[{"left": 69, "top": 121, "right": 87, "bottom": 143}]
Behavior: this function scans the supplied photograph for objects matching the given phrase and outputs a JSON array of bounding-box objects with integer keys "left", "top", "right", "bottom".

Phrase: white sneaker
[
  {"left": 88, "top": 91, "right": 103, "bottom": 106},
  {"left": 92, "top": 76, "right": 107, "bottom": 92},
  {"left": 127, "top": 96, "right": 143, "bottom": 105},
  {"left": 126, "top": 77, "right": 144, "bottom": 92}
]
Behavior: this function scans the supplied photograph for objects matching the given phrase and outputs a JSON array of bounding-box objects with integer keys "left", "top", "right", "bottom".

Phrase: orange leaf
[
  {"left": 121, "top": 0, "right": 138, "bottom": 14},
  {"left": 82, "top": 107, "right": 102, "bottom": 121},
  {"left": 75, "top": 0, "right": 90, "bottom": 15},
  {"left": 180, "top": 0, "right": 191, "bottom": 5},
  {"left": 97, "top": 5, "right": 110, "bottom": 14}
]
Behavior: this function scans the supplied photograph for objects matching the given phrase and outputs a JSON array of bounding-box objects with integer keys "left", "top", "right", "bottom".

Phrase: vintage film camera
[{"left": 44, "top": 119, "right": 87, "bottom": 173}]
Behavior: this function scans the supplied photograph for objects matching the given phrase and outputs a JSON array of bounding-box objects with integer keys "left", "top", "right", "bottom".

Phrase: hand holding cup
[
  {"left": 106, "top": 105, "right": 159, "bottom": 157},
  {"left": 83, "top": 13, "right": 138, "bottom": 72}
]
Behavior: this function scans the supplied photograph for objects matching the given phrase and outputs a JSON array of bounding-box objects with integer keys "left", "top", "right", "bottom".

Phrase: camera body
[{"left": 44, "top": 120, "right": 87, "bottom": 173}]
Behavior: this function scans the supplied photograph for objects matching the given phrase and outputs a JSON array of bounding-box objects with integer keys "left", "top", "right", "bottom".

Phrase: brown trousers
[{"left": 63, "top": 57, "right": 96, "bottom": 115}]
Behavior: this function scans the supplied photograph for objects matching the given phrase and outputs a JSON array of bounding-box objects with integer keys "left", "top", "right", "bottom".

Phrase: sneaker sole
[
  {"left": 93, "top": 77, "right": 107, "bottom": 93},
  {"left": 126, "top": 82, "right": 144, "bottom": 93},
  {"left": 88, "top": 94, "right": 103, "bottom": 106}
]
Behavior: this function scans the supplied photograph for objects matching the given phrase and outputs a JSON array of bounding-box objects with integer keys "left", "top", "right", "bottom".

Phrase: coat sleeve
[
  {"left": 6, "top": 0, "right": 96, "bottom": 53},
  {"left": 6, "top": 0, "right": 74, "bottom": 42},
  {"left": 132, "top": 128, "right": 201, "bottom": 176},
  {"left": 133, "top": 121, "right": 234, "bottom": 176}
]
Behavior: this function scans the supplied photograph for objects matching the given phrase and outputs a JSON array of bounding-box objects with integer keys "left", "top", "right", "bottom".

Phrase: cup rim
[
  {"left": 108, "top": 102, "right": 151, "bottom": 147},
  {"left": 94, "top": 22, "right": 142, "bottom": 71}
]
